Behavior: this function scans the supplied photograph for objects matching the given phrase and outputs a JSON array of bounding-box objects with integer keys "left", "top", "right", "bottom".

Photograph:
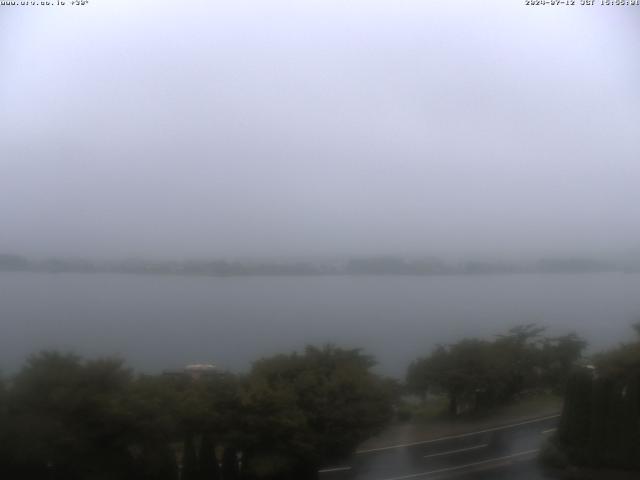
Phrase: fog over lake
[
  {"left": 2, "top": 1, "right": 640, "bottom": 381},
  {"left": 2, "top": 272, "right": 638, "bottom": 377}
]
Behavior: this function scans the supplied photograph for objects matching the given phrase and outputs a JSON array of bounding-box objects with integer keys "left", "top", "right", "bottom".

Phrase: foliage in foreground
[
  {"left": 406, "top": 324, "right": 586, "bottom": 416},
  {"left": 553, "top": 324, "right": 640, "bottom": 472},
  {"left": 0, "top": 346, "right": 394, "bottom": 480}
]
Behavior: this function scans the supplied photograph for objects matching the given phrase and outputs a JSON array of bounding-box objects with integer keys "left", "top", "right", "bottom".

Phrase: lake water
[{"left": 1, "top": 272, "right": 639, "bottom": 377}]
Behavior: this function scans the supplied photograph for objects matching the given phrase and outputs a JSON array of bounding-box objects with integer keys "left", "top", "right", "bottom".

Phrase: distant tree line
[
  {"left": 406, "top": 325, "right": 586, "bottom": 416},
  {"left": 0, "top": 346, "right": 395, "bottom": 480},
  {"left": 2, "top": 253, "right": 639, "bottom": 277},
  {"left": 0, "top": 255, "right": 321, "bottom": 276}
]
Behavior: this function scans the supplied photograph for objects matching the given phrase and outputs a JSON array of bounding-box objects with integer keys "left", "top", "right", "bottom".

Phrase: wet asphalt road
[{"left": 319, "top": 415, "right": 559, "bottom": 480}]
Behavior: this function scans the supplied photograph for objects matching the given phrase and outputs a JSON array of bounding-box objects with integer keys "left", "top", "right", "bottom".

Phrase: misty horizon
[
  {"left": 4, "top": 249, "right": 640, "bottom": 263},
  {"left": 2, "top": 1, "right": 640, "bottom": 260}
]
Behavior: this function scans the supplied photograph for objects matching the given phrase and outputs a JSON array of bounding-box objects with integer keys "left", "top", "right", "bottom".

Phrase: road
[{"left": 319, "top": 414, "right": 559, "bottom": 480}]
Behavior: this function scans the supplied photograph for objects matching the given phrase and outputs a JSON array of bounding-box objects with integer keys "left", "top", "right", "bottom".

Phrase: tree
[
  {"left": 6, "top": 352, "right": 136, "bottom": 480},
  {"left": 234, "top": 375, "right": 312, "bottom": 479},
  {"left": 221, "top": 447, "right": 240, "bottom": 480},
  {"left": 554, "top": 324, "right": 640, "bottom": 471},
  {"left": 182, "top": 434, "right": 198, "bottom": 480},
  {"left": 197, "top": 434, "right": 219, "bottom": 480},
  {"left": 1, "top": 346, "right": 393, "bottom": 480},
  {"left": 407, "top": 325, "right": 586, "bottom": 417},
  {"left": 408, "top": 339, "right": 503, "bottom": 415},
  {"left": 406, "top": 359, "right": 430, "bottom": 400},
  {"left": 540, "top": 333, "right": 587, "bottom": 392},
  {"left": 240, "top": 345, "right": 394, "bottom": 477}
]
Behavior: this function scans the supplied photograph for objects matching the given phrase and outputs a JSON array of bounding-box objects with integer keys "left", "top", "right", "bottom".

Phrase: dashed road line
[
  {"left": 377, "top": 449, "right": 540, "bottom": 480},
  {"left": 423, "top": 443, "right": 488, "bottom": 459},
  {"left": 356, "top": 414, "right": 559, "bottom": 454},
  {"left": 318, "top": 466, "right": 352, "bottom": 474}
]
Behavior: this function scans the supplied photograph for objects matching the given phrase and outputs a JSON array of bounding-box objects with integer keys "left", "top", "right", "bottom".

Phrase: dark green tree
[
  {"left": 182, "top": 433, "right": 198, "bottom": 480},
  {"left": 6, "top": 352, "right": 136, "bottom": 480},
  {"left": 540, "top": 333, "right": 587, "bottom": 392},
  {"left": 221, "top": 447, "right": 240, "bottom": 480},
  {"left": 408, "top": 325, "right": 585, "bottom": 417},
  {"left": 197, "top": 434, "right": 220, "bottom": 480},
  {"left": 555, "top": 324, "right": 640, "bottom": 471},
  {"left": 240, "top": 345, "right": 393, "bottom": 477}
]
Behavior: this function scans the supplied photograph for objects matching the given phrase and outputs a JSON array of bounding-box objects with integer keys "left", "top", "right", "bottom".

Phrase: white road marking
[
  {"left": 423, "top": 443, "right": 488, "bottom": 459},
  {"left": 318, "top": 466, "right": 352, "bottom": 474},
  {"left": 356, "top": 414, "right": 560, "bottom": 454},
  {"left": 541, "top": 428, "right": 557, "bottom": 434},
  {"left": 378, "top": 449, "right": 540, "bottom": 480}
]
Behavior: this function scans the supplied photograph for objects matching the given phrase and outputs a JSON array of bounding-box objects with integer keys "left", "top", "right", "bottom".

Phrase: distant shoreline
[{"left": 1, "top": 253, "right": 639, "bottom": 277}]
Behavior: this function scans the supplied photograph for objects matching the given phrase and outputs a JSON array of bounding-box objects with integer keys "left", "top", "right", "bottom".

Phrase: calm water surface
[{"left": 2, "top": 272, "right": 639, "bottom": 376}]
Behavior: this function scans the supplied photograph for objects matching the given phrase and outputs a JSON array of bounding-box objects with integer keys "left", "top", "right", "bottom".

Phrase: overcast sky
[{"left": 1, "top": 0, "right": 639, "bottom": 260}]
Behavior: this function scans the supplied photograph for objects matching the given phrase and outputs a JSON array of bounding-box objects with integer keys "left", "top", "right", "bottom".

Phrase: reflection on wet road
[{"left": 320, "top": 415, "right": 558, "bottom": 480}]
